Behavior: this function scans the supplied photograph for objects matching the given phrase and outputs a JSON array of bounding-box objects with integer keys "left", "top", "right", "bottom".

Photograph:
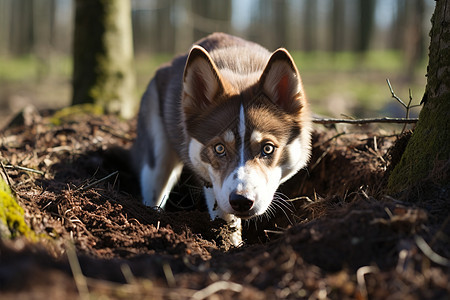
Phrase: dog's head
[{"left": 182, "top": 46, "right": 311, "bottom": 219}]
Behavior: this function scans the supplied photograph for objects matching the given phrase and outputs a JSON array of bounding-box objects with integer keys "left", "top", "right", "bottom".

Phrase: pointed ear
[
  {"left": 259, "top": 48, "right": 305, "bottom": 113},
  {"left": 183, "top": 46, "right": 224, "bottom": 115}
]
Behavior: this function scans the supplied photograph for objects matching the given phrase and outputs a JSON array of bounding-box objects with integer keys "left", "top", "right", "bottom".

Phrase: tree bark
[
  {"left": 388, "top": 0, "right": 450, "bottom": 192},
  {"left": 10, "top": 0, "right": 33, "bottom": 55},
  {"left": 272, "top": 0, "right": 288, "bottom": 48},
  {"left": 303, "top": 0, "right": 317, "bottom": 52},
  {"left": 356, "top": 0, "right": 376, "bottom": 53},
  {"left": 330, "top": 0, "right": 345, "bottom": 52},
  {"left": 192, "top": 0, "right": 232, "bottom": 42},
  {"left": 72, "top": 0, "right": 136, "bottom": 118}
]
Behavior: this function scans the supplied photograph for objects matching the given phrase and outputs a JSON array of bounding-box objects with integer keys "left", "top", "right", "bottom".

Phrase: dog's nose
[{"left": 229, "top": 193, "right": 254, "bottom": 212}]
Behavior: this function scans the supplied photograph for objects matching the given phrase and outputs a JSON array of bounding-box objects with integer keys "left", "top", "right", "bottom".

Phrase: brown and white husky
[{"left": 132, "top": 33, "right": 312, "bottom": 245}]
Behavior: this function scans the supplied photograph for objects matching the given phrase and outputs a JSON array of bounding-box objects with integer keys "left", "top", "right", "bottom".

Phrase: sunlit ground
[{"left": 0, "top": 51, "right": 426, "bottom": 129}]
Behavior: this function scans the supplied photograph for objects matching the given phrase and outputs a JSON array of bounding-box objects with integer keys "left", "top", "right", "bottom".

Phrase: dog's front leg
[
  {"left": 203, "top": 187, "right": 242, "bottom": 247},
  {"left": 134, "top": 80, "right": 183, "bottom": 208}
]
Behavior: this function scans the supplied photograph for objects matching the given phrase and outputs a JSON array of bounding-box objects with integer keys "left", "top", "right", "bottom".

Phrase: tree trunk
[
  {"left": 10, "top": 0, "right": 33, "bottom": 55},
  {"left": 156, "top": 0, "right": 175, "bottom": 53},
  {"left": 0, "top": 0, "right": 12, "bottom": 55},
  {"left": 303, "top": 0, "right": 317, "bottom": 52},
  {"left": 356, "top": 0, "right": 376, "bottom": 53},
  {"left": 404, "top": 0, "right": 427, "bottom": 82},
  {"left": 391, "top": 0, "right": 407, "bottom": 50},
  {"left": 33, "top": 0, "right": 55, "bottom": 80},
  {"left": 192, "top": 0, "right": 232, "bottom": 42},
  {"left": 330, "top": 0, "right": 345, "bottom": 52},
  {"left": 388, "top": 0, "right": 450, "bottom": 192},
  {"left": 272, "top": 0, "right": 288, "bottom": 48},
  {"left": 72, "top": 0, "right": 136, "bottom": 119}
]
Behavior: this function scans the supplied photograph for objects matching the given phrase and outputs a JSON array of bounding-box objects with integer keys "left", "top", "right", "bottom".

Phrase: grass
[
  {"left": 0, "top": 56, "right": 40, "bottom": 82},
  {"left": 0, "top": 51, "right": 427, "bottom": 122},
  {"left": 0, "top": 55, "right": 72, "bottom": 82}
]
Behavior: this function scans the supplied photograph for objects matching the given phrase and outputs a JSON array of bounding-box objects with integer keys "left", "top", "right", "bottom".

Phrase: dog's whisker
[
  {"left": 273, "top": 194, "right": 295, "bottom": 209},
  {"left": 270, "top": 201, "right": 294, "bottom": 225},
  {"left": 274, "top": 191, "right": 290, "bottom": 201},
  {"left": 272, "top": 198, "right": 294, "bottom": 214}
]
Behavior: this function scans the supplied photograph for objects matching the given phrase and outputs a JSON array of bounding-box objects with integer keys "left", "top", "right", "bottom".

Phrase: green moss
[
  {"left": 388, "top": 92, "right": 450, "bottom": 192},
  {"left": 50, "top": 103, "right": 104, "bottom": 126},
  {"left": 0, "top": 177, "right": 35, "bottom": 239}
]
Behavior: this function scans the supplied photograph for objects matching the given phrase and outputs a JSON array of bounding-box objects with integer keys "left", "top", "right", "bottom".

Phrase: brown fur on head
[{"left": 182, "top": 44, "right": 311, "bottom": 218}]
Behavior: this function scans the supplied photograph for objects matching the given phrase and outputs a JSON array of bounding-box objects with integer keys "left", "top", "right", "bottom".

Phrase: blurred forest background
[{"left": 0, "top": 0, "right": 433, "bottom": 128}]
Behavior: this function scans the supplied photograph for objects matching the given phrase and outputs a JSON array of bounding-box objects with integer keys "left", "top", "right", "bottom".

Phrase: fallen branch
[
  {"left": 313, "top": 117, "right": 418, "bottom": 125},
  {"left": 314, "top": 79, "right": 421, "bottom": 126},
  {"left": 3, "top": 164, "right": 45, "bottom": 175}
]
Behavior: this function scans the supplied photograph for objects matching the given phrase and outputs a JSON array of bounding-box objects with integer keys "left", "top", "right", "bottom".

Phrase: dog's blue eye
[
  {"left": 214, "top": 143, "right": 226, "bottom": 156},
  {"left": 261, "top": 143, "right": 275, "bottom": 156}
]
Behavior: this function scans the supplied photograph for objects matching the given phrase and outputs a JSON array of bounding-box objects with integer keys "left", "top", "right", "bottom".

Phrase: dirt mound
[{"left": 0, "top": 112, "right": 448, "bottom": 299}]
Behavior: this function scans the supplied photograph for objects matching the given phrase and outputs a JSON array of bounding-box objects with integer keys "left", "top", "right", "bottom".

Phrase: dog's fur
[{"left": 132, "top": 33, "right": 312, "bottom": 245}]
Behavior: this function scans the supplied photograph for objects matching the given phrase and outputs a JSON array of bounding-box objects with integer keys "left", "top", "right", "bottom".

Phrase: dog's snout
[{"left": 229, "top": 192, "right": 254, "bottom": 212}]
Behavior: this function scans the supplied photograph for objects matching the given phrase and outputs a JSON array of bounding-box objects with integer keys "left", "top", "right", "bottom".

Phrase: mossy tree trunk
[
  {"left": 72, "top": 0, "right": 136, "bottom": 118},
  {"left": 388, "top": 0, "right": 450, "bottom": 192}
]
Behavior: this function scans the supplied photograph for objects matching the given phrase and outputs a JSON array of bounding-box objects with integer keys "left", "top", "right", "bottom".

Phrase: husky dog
[{"left": 132, "top": 33, "right": 312, "bottom": 245}]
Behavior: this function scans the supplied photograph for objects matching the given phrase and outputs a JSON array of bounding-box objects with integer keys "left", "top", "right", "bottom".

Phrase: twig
[
  {"left": 359, "top": 133, "right": 400, "bottom": 141},
  {"left": 386, "top": 79, "right": 421, "bottom": 111},
  {"left": 313, "top": 80, "right": 421, "bottom": 126},
  {"left": 263, "top": 229, "right": 285, "bottom": 235},
  {"left": 286, "top": 196, "right": 313, "bottom": 203},
  {"left": 66, "top": 242, "right": 90, "bottom": 300},
  {"left": 415, "top": 235, "right": 450, "bottom": 267},
  {"left": 162, "top": 263, "right": 176, "bottom": 288},
  {"left": 3, "top": 164, "right": 45, "bottom": 175},
  {"left": 98, "top": 125, "right": 133, "bottom": 141},
  {"left": 313, "top": 117, "right": 418, "bottom": 125},
  {"left": 386, "top": 79, "right": 422, "bottom": 133},
  {"left": 120, "top": 264, "right": 136, "bottom": 285},
  {"left": 0, "top": 161, "right": 13, "bottom": 189},
  {"left": 79, "top": 171, "right": 119, "bottom": 191},
  {"left": 309, "top": 148, "right": 330, "bottom": 171},
  {"left": 356, "top": 266, "right": 378, "bottom": 300},
  {"left": 386, "top": 78, "right": 407, "bottom": 107},
  {"left": 191, "top": 281, "right": 243, "bottom": 300}
]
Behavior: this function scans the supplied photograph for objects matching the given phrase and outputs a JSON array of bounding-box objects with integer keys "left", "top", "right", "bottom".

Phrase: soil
[{"left": 0, "top": 110, "right": 448, "bottom": 299}]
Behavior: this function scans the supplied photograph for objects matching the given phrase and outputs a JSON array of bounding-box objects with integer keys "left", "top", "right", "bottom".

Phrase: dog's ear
[
  {"left": 259, "top": 49, "right": 305, "bottom": 114},
  {"left": 183, "top": 46, "right": 224, "bottom": 114}
]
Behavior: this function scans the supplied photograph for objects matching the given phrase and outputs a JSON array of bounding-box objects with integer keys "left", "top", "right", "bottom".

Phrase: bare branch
[
  {"left": 386, "top": 78, "right": 407, "bottom": 108},
  {"left": 313, "top": 117, "right": 418, "bottom": 125},
  {"left": 386, "top": 79, "right": 422, "bottom": 134}
]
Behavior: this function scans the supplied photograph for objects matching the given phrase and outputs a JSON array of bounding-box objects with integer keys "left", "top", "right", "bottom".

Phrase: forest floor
[{"left": 0, "top": 109, "right": 448, "bottom": 299}]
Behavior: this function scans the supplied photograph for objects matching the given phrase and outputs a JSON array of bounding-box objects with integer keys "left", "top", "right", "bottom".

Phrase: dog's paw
[{"left": 229, "top": 228, "right": 243, "bottom": 247}]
